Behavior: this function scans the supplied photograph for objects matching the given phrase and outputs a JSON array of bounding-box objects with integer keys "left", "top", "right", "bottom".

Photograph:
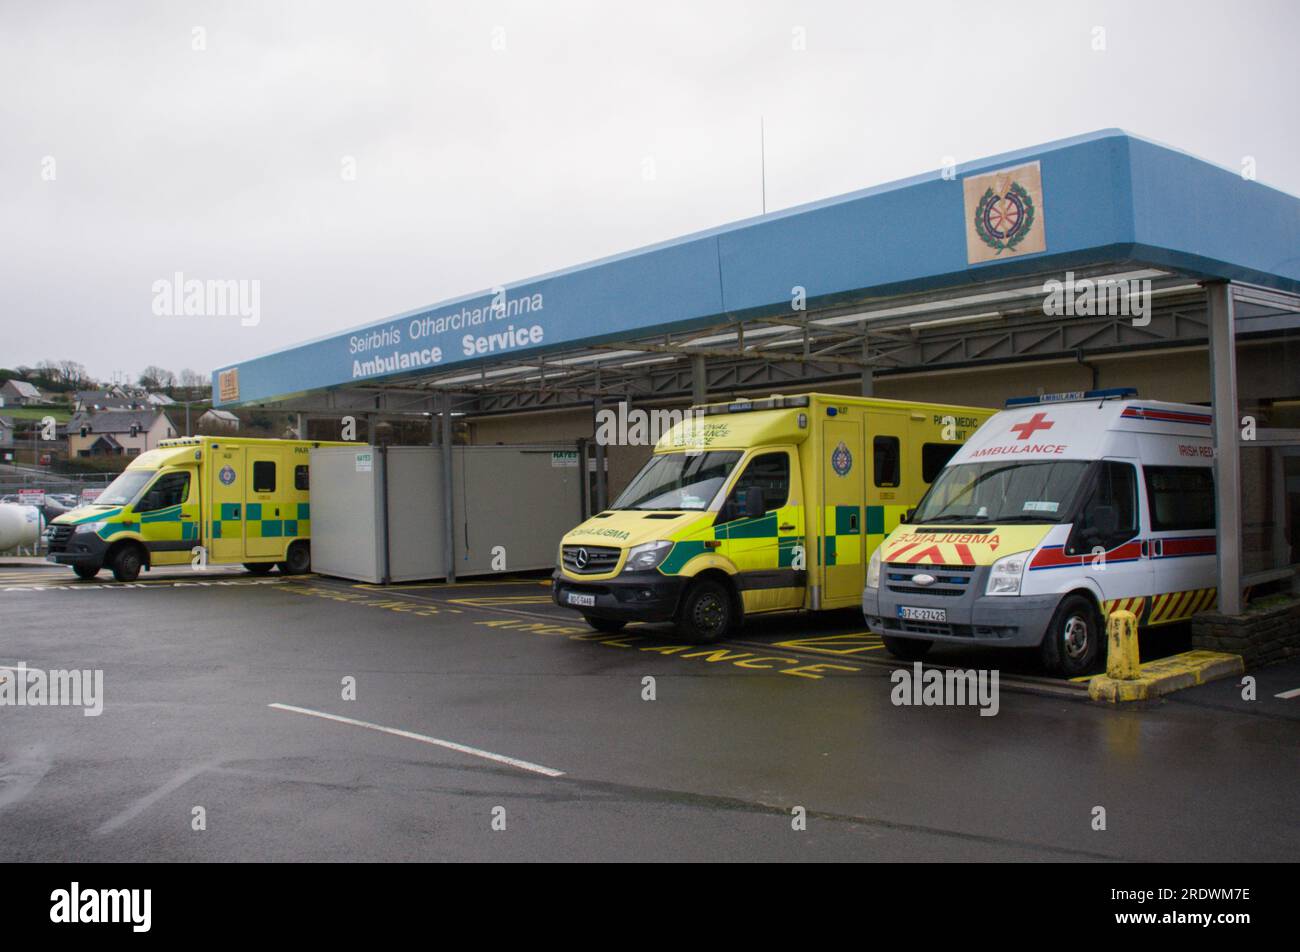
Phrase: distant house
[
  {"left": 197, "top": 408, "right": 240, "bottom": 432},
  {"left": 0, "top": 416, "right": 13, "bottom": 448},
  {"left": 74, "top": 389, "right": 142, "bottom": 413},
  {"left": 67, "top": 409, "right": 178, "bottom": 458},
  {"left": 146, "top": 392, "right": 175, "bottom": 406},
  {"left": 1, "top": 379, "right": 43, "bottom": 406}
]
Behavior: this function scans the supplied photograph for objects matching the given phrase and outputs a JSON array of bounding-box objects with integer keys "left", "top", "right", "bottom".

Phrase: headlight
[
  {"left": 986, "top": 551, "right": 1029, "bottom": 596},
  {"left": 623, "top": 540, "right": 673, "bottom": 572},
  {"left": 865, "top": 547, "right": 882, "bottom": 589},
  {"left": 75, "top": 521, "right": 107, "bottom": 535}
]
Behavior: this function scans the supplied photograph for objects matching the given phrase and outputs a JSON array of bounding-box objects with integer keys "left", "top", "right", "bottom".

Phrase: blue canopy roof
[{"left": 214, "top": 129, "right": 1300, "bottom": 406}]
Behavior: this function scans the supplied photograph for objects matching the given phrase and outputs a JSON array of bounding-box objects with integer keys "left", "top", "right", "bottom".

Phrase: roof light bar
[
  {"left": 698, "top": 395, "right": 811, "bottom": 416},
  {"left": 1005, "top": 387, "right": 1138, "bottom": 408}
]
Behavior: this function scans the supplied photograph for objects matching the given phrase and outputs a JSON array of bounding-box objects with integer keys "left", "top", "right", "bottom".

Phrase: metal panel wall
[
  {"left": 309, "top": 446, "right": 385, "bottom": 583},
  {"left": 310, "top": 444, "right": 581, "bottom": 583}
]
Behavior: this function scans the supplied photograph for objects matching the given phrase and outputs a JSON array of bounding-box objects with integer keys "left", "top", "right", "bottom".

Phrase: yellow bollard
[{"left": 1105, "top": 610, "right": 1141, "bottom": 680}]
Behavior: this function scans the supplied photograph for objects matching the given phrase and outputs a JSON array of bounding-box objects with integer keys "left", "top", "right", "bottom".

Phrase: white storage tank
[{"left": 0, "top": 504, "right": 45, "bottom": 554}]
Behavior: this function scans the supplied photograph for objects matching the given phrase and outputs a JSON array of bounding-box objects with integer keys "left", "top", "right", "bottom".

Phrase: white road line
[
  {"left": 96, "top": 762, "right": 216, "bottom": 835},
  {"left": 267, "top": 703, "right": 565, "bottom": 778},
  {"left": 1274, "top": 687, "right": 1300, "bottom": 700}
]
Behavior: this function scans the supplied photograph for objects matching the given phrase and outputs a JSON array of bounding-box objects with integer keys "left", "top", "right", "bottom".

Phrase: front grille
[
  {"left": 562, "top": 544, "right": 622, "bottom": 575},
  {"left": 46, "top": 524, "right": 74, "bottom": 553},
  {"left": 886, "top": 563, "right": 975, "bottom": 598},
  {"left": 888, "top": 585, "right": 966, "bottom": 597}
]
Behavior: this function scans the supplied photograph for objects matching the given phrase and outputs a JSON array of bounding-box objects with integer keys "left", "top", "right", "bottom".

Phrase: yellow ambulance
[
  {"left": 552, "top": 393, "right": 995, "bottom": 641},
  {"left": 45, "top": 436, "right": 349, "bottom": 581}
]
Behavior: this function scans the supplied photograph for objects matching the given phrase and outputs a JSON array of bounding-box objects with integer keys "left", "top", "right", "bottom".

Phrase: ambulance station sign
[{"left": 963, "top": 161, "right": 1048, "bottom": 265}]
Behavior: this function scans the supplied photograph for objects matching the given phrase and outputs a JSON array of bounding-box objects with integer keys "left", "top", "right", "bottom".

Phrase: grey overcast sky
[{"left": 2, "top": 0, "right": 1298, "bottom": 384}]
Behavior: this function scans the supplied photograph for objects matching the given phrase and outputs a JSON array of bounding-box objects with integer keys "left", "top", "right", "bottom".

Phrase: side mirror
[
  {"left": 902, "top": 508, "right": 916, "bottom": 525},
  {"left": 744, "top": 487, "right": 766, "bottom": 519}
]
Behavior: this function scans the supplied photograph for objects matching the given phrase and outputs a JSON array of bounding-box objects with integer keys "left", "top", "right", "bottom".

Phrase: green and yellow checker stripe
[
  {"left": 658, "top": 506, "right": 803, "bottom": 575},
  {"left": 212, "top": 502, "right": 310, "bottom": 540},
  {"left": 821, "top": 504, "right": 908, "bottom": 566}
]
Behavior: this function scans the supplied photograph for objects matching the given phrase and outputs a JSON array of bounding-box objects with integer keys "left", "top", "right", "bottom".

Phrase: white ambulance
[{"left": 863, "top": 389, "right": 1219, "bottom": 676}]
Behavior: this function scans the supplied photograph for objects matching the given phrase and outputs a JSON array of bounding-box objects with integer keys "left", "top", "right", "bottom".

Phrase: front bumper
[
  {"left": 552, "top": 569, "right": 686, "bottom": 622},
  {"left": 45, "top": 527, "right": 109, "bottom": 569},
  {"left": 863, "top": 579, "right": 1060, "bottom": 648}
]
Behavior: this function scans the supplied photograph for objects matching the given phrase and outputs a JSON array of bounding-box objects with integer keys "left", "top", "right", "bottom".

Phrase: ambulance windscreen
[
  {"left": 96, "top": 470, "right": 155, "bottom": 507},
  {"left": 912, "top": 460, "right": 1089, "bottom": 525},
  {"left": 612, "top": 451, "right": 743, "bottom": 511}
]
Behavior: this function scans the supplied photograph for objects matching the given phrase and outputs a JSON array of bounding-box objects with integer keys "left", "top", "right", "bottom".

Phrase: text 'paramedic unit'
[
  {"left": 863, "top": 389, "right": 1218, "bottom": 675},
  {"left": 553, "top": 393, "right": 995, "bottom": 641},
  {"left": 45, "top": 436, "right": 349, "bottom": 581}
]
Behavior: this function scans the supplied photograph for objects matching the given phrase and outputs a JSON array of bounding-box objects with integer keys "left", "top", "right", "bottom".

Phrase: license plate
[
  {"left": 566, "top": 592, "right": 596, "bottom": 608},
  {"left": 898, "top": 605, "right": 946, "bottom": 623}
]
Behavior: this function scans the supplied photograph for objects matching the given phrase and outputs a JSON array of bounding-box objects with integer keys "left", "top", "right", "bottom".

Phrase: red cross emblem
[{"left": 1010, "top": 412, "right": 1054, "bottom": 440}]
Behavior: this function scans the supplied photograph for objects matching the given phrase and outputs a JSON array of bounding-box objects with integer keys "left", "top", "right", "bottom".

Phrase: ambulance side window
[
  {"left": 719, "top": 452, "right": 789, "bottom": 524},
  {"left": 873, "top": 436, "right": 900, "bottom": 488},
  {"left": 295, "top": 465, "right": 309, "bottom": 491},
  {"left": 1144, "top": 466, "right": 1215, "bottom": 531},
  {"left": 253, "top": 461, "right": 276, "bottom": 493},
  {"left": 1069, "top": 461, "right": 1137, "bottom": 553},
  {"left": 138, "top": 472, "right": 190, "bottom": 512}
]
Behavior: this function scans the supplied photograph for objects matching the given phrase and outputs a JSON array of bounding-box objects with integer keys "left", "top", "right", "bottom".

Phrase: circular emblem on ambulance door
[
  {"left": 831, "top": 440, "right": 853, "bottom": 477},
  {"left": 218, "top": 465, "right": 237, "bottom": 486},
  {"left": 574, "top": 548, "right": 589, "bottom": 569},
  {"left": 974, "top": 180, "right": 1036, "bottom": 255}
]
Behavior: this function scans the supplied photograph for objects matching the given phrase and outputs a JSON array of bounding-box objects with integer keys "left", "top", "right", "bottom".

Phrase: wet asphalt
[{"left": 1, "top": 565, "right": 1296, "bottom": 862}]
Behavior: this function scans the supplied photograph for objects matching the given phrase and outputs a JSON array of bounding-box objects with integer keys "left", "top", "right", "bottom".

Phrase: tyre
[
  {"left": 110, "top": 545, "right": 143, "bottom": 582},
  {"left": 676, "top": 578, "right": 735, "bottom": 643},
  {"left": 278, "top": 541, "right": 311, "bottom": 575},
  {"left": 1039, "top": 594, "right": 1104, "bottom": 677},
  {"left": 243, "top": 562, "right": 274, "bottom": 576},
  {"left": 73, "top": 564, "right": 100, "bottom": 580},
  {"left": 882, "top": 634, "right": 933, "bottom": 661},
  {"left": 583, "top": 616, "right": 626, "bottom": 633}
]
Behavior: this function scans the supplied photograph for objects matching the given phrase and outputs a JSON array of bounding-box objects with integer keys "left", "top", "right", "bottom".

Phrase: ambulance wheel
[
  {"left": 583, "top": 616, "right": 626, "bottom": 633},
  {"left": 1040, "top": 594, "right": 1103, "bottom": 677},
  {"left": 73, "top": 564, "right": 100, "bottom": 580},
  {"left": 279, "top": 541, "right": 311, "bottom": 575},
  {"left": 882, "top": 634, "right": 932, "bottom": 661},
  {"left": 677, "top": 578, "right": 733, "bottom": 644},
  {"left": 243, "top": 562, "right": 274, "bottom": 576},
  {"left": 110, "top": 544, "right": 144, "bottom": 582}
]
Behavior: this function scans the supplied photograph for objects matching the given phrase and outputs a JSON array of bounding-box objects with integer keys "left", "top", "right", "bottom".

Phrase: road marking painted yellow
[{"left": 772, "top": 632, "right": 886, "bottom": 655}]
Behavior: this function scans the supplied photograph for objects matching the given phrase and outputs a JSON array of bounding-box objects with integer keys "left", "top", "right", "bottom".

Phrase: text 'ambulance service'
[
  {"left": 553, "top": 393, "right": 995, "bottom": 641},
  {"left": 863, "top": 389, "right": 1219, "bottom": 675},
  {"left": 45, "top": 436, "right": 349, "bottom": 581}
]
